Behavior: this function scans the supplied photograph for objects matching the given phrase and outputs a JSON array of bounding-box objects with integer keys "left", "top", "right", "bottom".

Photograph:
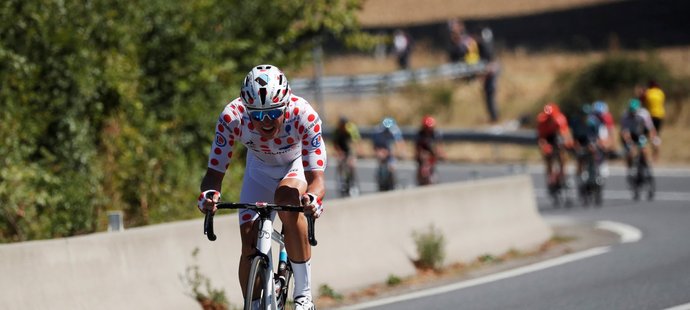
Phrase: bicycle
[
  {"left": 204, "top": 201, "right": 317, "bottom": 310},
  {"left": 576, "top": 144, "right": 604, "bottom": 207},
  {"left": 416, "top": 151, "right": 438, "bottom": 186},
  {"left": 337, "top": 155, "right": 359, "bottom": 197},
  {"left": 546, "top": 145, "right": 573, "bottom": 208},
  {"left": 628, "top": 142, "right": 655, "bottom": 201},
  {"left": 376, "top": 158, "right": 395, "bottom": 191}
]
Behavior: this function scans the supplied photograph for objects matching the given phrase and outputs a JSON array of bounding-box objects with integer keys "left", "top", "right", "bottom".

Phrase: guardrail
[
  {"left": 291, "top": 61, "right": 487, "bottom": 94},
  {"left": 324, "top": 126, "right": 538, "bottom": 146}
]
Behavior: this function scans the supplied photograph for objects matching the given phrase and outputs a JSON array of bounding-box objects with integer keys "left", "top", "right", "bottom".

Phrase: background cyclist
[
  {"left": 332, "top": 116, "right": 361, "bottom": 196},
  {"left": 198, "top": 64, "right": 325, "bottom": 310},
  {"left": 569, "top": 104, "right": 609, "bottom": 191},
  {"left": 414, "top": 115, "right": 445, "bottom": 185},
  {"left": 372, "top": 117, "right": 406, "bottom": 190},
  {"left": 620, "top": 98, "right": 659, "bottom": 180},
  {"left": 536, "top": 102, "right": 574, "bottom": 193}
]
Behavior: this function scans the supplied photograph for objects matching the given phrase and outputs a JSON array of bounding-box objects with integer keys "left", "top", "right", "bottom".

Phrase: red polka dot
[
  {"left": 315, "top": 149, "right": 321, "bottom": 155},
  {"left": 233, "top": 128, "right": 240, "bottom": 135},
  {"left": 238, "top": 105, "right": 245, "bottom": 113},
  {"left": 303, "top": 134, "right": 308, "bottom": 140},
  {"left": 302, "top": 161, "right": 308, "bottom": 167},
  {"left": 228, "top": 152, "right": 233, "bottom": 158},
  {"left": 291, "top": 97, "right": 298, "bottom": 102},
  {"left": 299, "top": 126, "right": 304, "bottom": 134},
  {"left": 232, "top": 110, "right": 238, "bottom": 117},
  {"left": 198, "top": 193, "right": 203, "bottom": 201},
  {"left": 287, "top": 172, "right": 298, "bottom": 178},
  {"left": 214, "top": 148, "right": 222, "bottom": 154},
  {"left": 261, "top": 145, "right": 269, "bottom": 149},
  {"left": 217, "top": 124, "right": 224, "bottom": 132},
  {"left": 248, "top": 123, "right": 254, "bottom": 130},
  {"left": 223, "top": 114, "right": 231, "bottom": 122},
  {"left": 211, "top": 159, "right": 219, "bottom": 166},
  {"left": 317, "top": 160, "right": 324, "bottom": 166},
  {"left": 260, "top": 137, "right": 268, "bottom": 142},
  {"left": 293, "top": 107, "right": 299, "bottom": 114},
  {"left": 308, "top": 114, "right": 316, "bottom": 122},
  {"left": 314, "top": 124, "right": 320, "bottom": 132},
  {"left": 302, "top": 149, "right": 308, "bottom": 156},
  {"left": 285, "top": 112, "right": 290, "bottom": 119},
  {"left": 294, "top": 121, "right": 299, "bottom": 127},
  {"left": 229, "top": 139, "right": 234, "bottom": 146},
  {"left": 274, "top": 138, "right": 282, "bottom": 145},
  {"left": 242, "top": 213, "right": 252, "bottom": 221},
  {"left": 287, "top": 137, "right": 294, "bottom": 144},
  {"left": 302, "top": 141, "right": 308, "bottom": 145}
]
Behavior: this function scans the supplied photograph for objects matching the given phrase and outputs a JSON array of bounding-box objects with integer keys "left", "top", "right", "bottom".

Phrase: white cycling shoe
[{"left": 294, "top": 295, "right": 316, "bottom": 310}]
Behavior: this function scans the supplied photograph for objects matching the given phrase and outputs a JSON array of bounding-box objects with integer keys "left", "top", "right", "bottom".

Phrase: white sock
[{"left": 290, "top": 260, "right": 312, "bottom": 300}]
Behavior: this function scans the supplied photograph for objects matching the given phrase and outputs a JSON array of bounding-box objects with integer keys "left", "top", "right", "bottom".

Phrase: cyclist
[
  {"left": 332, "top": 116, "right": 361, "bottom": 196},
  {"left": 536, "top": 103, "right": 574, "bottom": 196},
  {"left": 198, "top": 64, "right": 325, "bottom": 310},
  {"left": 415, "top": 115, "right": 445, "bottom": 185},
  {"left": 372, "top": 117, "right": 405, "bottom": 190},
  {"left": 620, "top": 98, "right": 659, "bottom": 180},
  {"left": 570, "top": 104, "right": 609, "bottom": 203}
]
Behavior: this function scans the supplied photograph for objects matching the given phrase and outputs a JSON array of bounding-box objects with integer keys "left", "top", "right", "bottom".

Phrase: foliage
[
  {"left": 386, "top": 274, "right": 402, "bottom": 286},
  {"left": 0, "top": 0, "right": 366, "bottom": 242},
  {"left": 411, "top": 224, "right": 446, "bottom": 271},
  {"left": 318, "top": 283, "right": 344, "bottom": 301},
  {"left": 550, "top": 53, "right": 677, "bottom": 119},
  {"left": 180, "top": 248, "right": 231, "bottom": 310}
]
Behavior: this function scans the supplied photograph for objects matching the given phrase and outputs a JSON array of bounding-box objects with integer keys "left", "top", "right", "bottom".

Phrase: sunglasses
[{"left": 248, "top": 107, "right": 285, "bottom": 121}]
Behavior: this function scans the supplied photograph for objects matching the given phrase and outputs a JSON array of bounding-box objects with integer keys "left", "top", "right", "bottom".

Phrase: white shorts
[{"left": 238, "top": 152, "right": 307, "bottom": 225}]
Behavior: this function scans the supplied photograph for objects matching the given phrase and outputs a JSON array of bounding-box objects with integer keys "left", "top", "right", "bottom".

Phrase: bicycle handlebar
[{"left": 203, "top": 202, "right": 317, "bottom": 246}]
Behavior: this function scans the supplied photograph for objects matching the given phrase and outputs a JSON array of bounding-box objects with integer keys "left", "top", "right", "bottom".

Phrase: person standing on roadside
[{"left": 643, "top": 80, "right": 666, "bottom": 135}]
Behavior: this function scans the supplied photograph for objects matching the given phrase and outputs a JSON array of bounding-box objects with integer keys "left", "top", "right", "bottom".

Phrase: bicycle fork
[{"left": 256, "top": 219, "right": 278, "bottom": 309}]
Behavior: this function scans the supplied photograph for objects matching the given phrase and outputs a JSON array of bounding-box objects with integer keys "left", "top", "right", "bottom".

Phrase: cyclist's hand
[
  {"left": 540, "top": 144, "right": 553, "bottom": 156},
  {"left": 301, "top": 193, "right": 323, "bottom": 218},
  {"left": 197, "top": 190, "right": 220, "bottom": 214}
]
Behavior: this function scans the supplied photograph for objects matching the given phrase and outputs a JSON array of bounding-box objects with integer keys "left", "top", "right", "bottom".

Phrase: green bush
[
  {"left": 535, "top": 54, "right": 690, "bottom": 119},
  {"left": 411, "top": 224, "right": 446, "bottom": 270}
]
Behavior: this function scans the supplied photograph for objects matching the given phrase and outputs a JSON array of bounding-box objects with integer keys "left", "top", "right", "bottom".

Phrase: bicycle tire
[{"left": 245, "top": 256, "right": 268, "bottom": 310}]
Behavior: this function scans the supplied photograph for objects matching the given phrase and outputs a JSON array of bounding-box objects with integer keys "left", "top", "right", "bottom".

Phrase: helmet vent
[{"left": 259, "top": 88, "right": 268, "bottom": 106}]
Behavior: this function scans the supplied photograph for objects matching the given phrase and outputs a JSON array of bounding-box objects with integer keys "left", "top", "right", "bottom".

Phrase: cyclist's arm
[
  {"left": 199, "top": 168, "right": 225, "bottom": 213},
  {"left": 304, "top": 170, "right": 325, "bottom": 217}
]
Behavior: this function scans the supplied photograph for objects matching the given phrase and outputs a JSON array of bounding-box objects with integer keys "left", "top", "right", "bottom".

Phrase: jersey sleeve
[
  {"left": 297, "top": 102, "right": 327, "bottom": 171},
  {"left": 207, "top": 100, "right": 243, "bottom": 173}
]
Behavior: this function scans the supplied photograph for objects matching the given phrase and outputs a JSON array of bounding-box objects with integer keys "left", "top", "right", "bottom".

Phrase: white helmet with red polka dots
[{"left": 240, "top": 64, "right": 291, "bottom": 110}]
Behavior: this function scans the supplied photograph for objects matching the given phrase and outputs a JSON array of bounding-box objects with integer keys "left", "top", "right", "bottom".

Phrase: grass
[{"left": 293, "top": 46, "right": 690, "bottom": 165}]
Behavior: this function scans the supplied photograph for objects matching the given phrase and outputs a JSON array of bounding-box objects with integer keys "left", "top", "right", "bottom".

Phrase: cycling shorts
[{"left": 238, "top": 152, "right": 307, "bottom": 225}]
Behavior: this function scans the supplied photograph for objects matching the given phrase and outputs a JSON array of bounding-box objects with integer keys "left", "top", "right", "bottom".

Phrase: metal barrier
[
  {"left": 291, "top": 61, "right": 487, "bottom": 94},
  {"left": 324, "top": 126, "right": 537, "bottom": 146}
]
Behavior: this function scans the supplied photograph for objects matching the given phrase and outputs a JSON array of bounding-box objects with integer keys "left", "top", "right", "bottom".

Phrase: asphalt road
[{"left": 325, "top": 159, "right": 690, "bottom": 310}]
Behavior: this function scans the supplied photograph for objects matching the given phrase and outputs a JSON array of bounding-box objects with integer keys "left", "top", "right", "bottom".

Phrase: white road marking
[
  {"left": 664, "top": 302, "right": 690, "bottom": 310},
  {"left": 336, "top": 246, "right": 611, "bottom": 310},
  {"left": 596, "top": 220, "right": 643, "bottom": 243}
]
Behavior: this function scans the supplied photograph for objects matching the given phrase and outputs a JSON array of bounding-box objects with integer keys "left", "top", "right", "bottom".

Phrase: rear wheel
[{"left": 244, "top": 256, "right": 268, "bottom": 310}]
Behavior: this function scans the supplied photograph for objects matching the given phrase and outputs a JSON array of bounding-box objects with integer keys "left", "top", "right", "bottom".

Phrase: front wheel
[
  {"left": 245, "top": 256, "right": 268, "bottom": 310},
  {"left": 276, "top": 264, "right": 293, "bottom": 310}
]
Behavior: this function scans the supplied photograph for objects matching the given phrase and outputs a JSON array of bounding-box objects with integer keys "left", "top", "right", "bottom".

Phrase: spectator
[
  {"left": 447, "top": 18, "right": 479, "bottom": 64},
  {"left": 393, "top": 29, "right": 412, "bottom": 70},
  {"left": 643, "top": 80, "right": 666, "bottom": 134},
  {"left": 478, "top": 26, "right": 500, "bottom": 123}
]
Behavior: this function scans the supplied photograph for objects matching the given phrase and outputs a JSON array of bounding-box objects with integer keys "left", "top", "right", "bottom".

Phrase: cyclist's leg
[
  {"left": 274, "top": 159, "right": 313, "bottom": 303},
  {"left": 238, "top": 156, "right": 278, "bottom": 299}
]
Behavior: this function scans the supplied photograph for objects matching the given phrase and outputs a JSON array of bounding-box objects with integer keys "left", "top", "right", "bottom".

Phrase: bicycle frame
[{"left": 203, "top": 202, "right": 316, "bottom": 310}]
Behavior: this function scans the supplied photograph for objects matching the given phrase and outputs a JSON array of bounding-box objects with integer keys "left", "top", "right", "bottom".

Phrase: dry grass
[
  {"left": 356, "top": 0, "right": 621, "bottom": 26},
  {"left": 293, "top": 46, "right": 690, "bottom": 164}
]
